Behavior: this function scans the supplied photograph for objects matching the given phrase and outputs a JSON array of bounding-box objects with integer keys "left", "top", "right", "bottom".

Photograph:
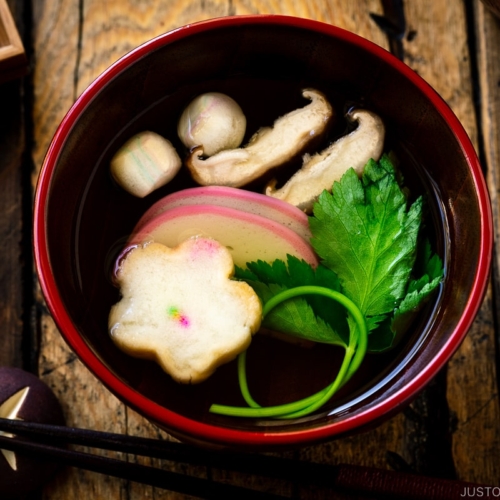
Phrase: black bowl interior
[{"left": 42, "top": 20, "right": 482, "bottom": 440}]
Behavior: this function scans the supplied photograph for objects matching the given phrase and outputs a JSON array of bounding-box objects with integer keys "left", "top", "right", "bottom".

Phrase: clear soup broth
[{"left": 69, "top": 75, "right": 445, "bottom": 429}]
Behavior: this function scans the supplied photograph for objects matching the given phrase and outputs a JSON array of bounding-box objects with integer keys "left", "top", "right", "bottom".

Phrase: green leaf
[
  {"left": 235, "top": 256, "right": 348, "bottom": 345},
  {"left": 310, "top": 155, "right": 423, "bottom": 324},
  {"left": 368, "top": 240, "right": 444, "bottom": 352},
  {"left": 262, "top": 292, "right": 347, "bottom": 347},
  {"left": 365, "top": 319, "right": 395, "bottom": 352},
  {"left": 390, "top": 253, "right": 443, "bottom": 339},
  {"left": 237, "top": 255, "right": 349, "bottom": 340},
  {"left": 413, "top": 238, "right": 444, "bottom": 281}
]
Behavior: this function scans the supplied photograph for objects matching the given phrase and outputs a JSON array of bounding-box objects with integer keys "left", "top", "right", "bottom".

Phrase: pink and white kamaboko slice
[
  {"left": 134, "top": 186, "right": 312, "bottom": 242},
  {"left": 129, "top": 204, "right": 318, "bottom": 269}
]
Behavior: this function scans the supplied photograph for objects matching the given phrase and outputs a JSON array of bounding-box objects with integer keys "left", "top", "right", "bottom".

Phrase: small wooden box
[{"left": 0, "top": 0, "right": 26, "bottom": 83}]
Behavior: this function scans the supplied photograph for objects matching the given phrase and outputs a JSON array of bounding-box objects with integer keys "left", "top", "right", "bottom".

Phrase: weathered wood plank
[
  {"left": 0, "top": 0, "right": 25, "bottom": 369},
  {"left": 478, "top": 1, "right": 500, "bottom": 277},
  {"left": 402, "top": 0, "right": 500, "bottom": 485},
  {"left": 31, "top": 0, "right": 80, "bottom": 172},
  {"left": 448, "top": 0, "right": 500, "bottom": 484},
  {"left": 0, "top": 78, "right": 24, "bottom": 369},
  {"left": 403, "top": 0, "right": 478, "bottom": 145}
]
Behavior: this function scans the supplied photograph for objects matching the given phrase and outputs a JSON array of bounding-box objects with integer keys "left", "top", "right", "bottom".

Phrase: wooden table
[{"left": 1, "top": 0, "right": 500, "bottom": 498}]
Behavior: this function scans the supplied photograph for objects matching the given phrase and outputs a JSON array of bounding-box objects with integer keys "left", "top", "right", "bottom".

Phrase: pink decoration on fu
[{"left": 191, "top": 237, "right": 218, "bottom": 255}]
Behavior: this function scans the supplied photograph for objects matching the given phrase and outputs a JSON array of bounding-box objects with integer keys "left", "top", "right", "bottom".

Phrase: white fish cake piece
[{"left": 109, "top": 238, "right": 262, "bottom": 383}]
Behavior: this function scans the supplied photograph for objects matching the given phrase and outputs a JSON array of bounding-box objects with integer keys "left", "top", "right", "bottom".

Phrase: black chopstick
[
  {"left": 0, "top": 417, "right": 491, "bottom": 500},
  {"left": 0, "top": 417, "right": 335, "bottom": 487},
  {"left": 0, "top": 432, "right": 286, "bottom": 500}
]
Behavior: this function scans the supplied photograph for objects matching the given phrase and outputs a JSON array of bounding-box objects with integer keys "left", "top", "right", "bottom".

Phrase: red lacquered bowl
[{"left": 33, "top": 15, "right": 492, "bottom": 450}]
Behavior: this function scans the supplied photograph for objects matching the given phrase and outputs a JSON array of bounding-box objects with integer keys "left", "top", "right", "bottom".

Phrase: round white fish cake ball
[
  {"left": 110, "top": 131, "right": 182, "bottom": 198},
  {"left": 177, "top": 92, "right": 246, "bottom": 156}
]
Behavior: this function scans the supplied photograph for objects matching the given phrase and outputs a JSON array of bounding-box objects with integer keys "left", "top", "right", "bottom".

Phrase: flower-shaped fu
[{"left": 109, "top": 238, "right": 262, "bottom": 383}]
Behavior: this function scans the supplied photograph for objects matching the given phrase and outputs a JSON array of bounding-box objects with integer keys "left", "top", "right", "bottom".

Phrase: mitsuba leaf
[
  {"left": 413, "top": 238, "right": 444, "bottom": 282},
  {"left": 262, "top": 292, "right": 347, "bottom": 347},
  {"left": 367, "top": 238, "right": 444, "bottom": 352},
  {"left": 235, "top": 256, "right": 349, "bottom": 345},
  {"left": 310, "top": 154, "right": 423, "bottom": 326}
]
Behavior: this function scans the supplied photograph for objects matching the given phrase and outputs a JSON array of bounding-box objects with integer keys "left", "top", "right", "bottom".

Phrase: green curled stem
[
  {"left": 209, "top": 286, "right": 368, "bottom": 419},
  {"left": 237, "top": 351, "right": 260, "bottom": 408},
  {"left": 342, "top": 322, "right": 368, "bottom": 385},
  {"left": 237, "top": 349, "right": 332, "bottom": 412}
]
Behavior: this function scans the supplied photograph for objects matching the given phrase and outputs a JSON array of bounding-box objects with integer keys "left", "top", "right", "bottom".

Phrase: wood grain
[
  {"left": 31, "top": 0, "right": 81, "bottom": 172},
  {"left": 0, "top": 78, "right": 24, "bottom": 369},
  {"left": 402, "top": 0, "right": 500, "bottom": 485},
  {"left": 0, "top": 0, "right": 25, "bottom": 370},
  {"left": 28, "top": 0, "right": 500, "bottom": 497},
  {"left": 478, "top": 2, "right": 500, "bottom": 278},
  {"left": 403, "top": 0, "right": 478, "bottom": 145},
  {"left": 454, "top": 0, "right": 500, "bottom": 484}
]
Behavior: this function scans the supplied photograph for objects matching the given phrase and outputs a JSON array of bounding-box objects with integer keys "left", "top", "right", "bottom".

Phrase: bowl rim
[{"left": 33, "top": 13, "right": 493, "bottom": 447}]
